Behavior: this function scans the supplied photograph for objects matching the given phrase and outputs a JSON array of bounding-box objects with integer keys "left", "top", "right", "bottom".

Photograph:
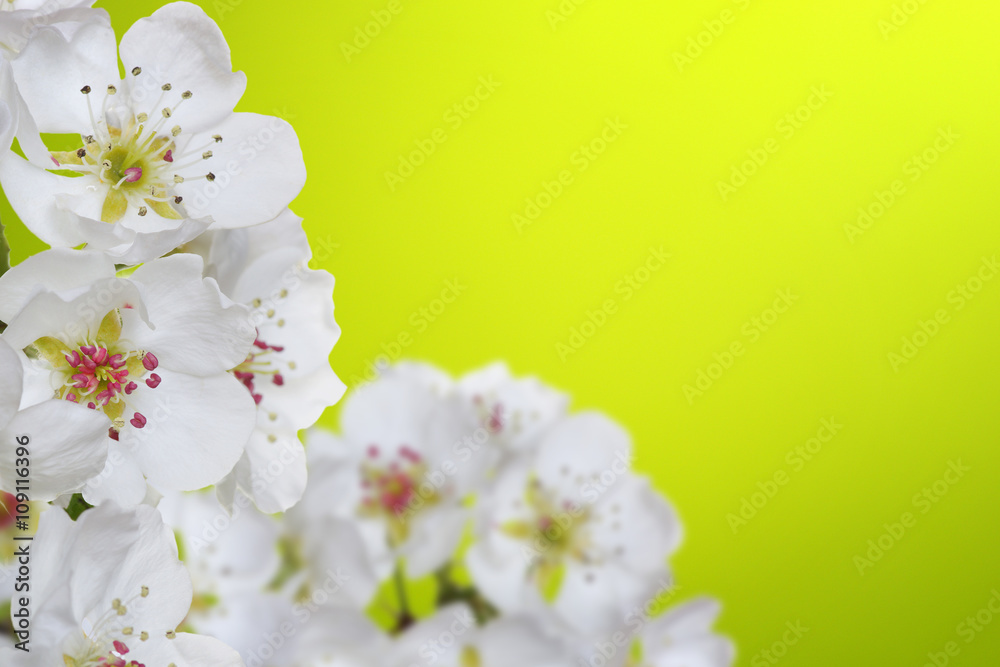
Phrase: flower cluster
[
  {"left": 0, "top": 2, "right": 341, "bottom": 663},
  {"left": 0, "top": 3, "right": 731, "bottom": 666},
  {"left": 163, "top": 362, "right": 736, "bottom": 667}
]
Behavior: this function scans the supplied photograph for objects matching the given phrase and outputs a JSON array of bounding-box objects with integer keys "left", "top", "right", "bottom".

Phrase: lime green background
[{"left": 4, "top": 1, "right": 1000, "bottom": 664}]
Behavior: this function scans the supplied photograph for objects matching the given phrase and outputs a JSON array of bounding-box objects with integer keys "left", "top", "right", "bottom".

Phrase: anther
[
  {"left": 137, "top": 112, "right": 148, "bottom": 123},
  {"left": 181, "top": 90, "right": 192, "bottom": 99},
  {"left": 143, "top": 352, "right": 159, "bottom": 371},
  {"left": 202, "top": 151, "right": 213, "bottom": 160},
  {"left": 140, "top": 631, "right": 149, "bottom": 641},
  {"left": 122, "top": 627, "right": 133, "bottom": 635},
  {"left": 76, "top": 148, "right": 86, "bottom": 158},
  {"left": 174, "top": 175, "right": 184, "bottom": 183},
  {"left": 171, "top": 125, "right": 182, "bottom": 136},
  {"left": 132, "top": 66, "right": 142, "bottom": 76},
  {"left": 206, "top": 172, "right": 216, "bottom": 181},
  {"left": 166, "top": 631, "right": 176, "bottom": 639},
  {"left": 161, "top": 108, "right": 172, "bottom": 118},
  {"left": 161, "top": 83, "right": 172, "bottom": 91},
  {"left": 213, "top": 134, "right": 223, "bottom": 142},
  {"left": 138, "top": 207, "right": 147, "bottom": 217},
  {"left": 107, "top": 84, "right": 117, "bottom": 95},
  {"left": 174, "top": 196, "right": 183, "bottom": 204},
  {"left": 141, "top": 586, "right": 149, "bottom": 598},
  {"left": 81, "top": 85, "right": 91, "bottom": 94}
]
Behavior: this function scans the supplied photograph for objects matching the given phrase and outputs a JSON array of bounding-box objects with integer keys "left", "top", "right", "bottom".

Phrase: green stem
[{"left": 392, "top": 561, "right": 415, "bottom": 633}]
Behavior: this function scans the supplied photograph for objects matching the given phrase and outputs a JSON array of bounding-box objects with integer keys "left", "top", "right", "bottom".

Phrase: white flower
[
  {"left": 188, "top": 209, "right": 344, "bottom": 514},
  {"left": 292, "top": 606, "right": 574, "bottom": 667},
  {"left": 297, "top": 363, "right": 480, "bottom": 578},
  {"left": 0, "top": 248, "right": 257, "bottom": 506},
  {"left": 0, "top": 335, "right": 108, "bottom": 500},
  {"left": 0, "top": 0, "right": 102, "bottom": 58},
  {"left": 0, "top": 1, "right": 306, "bottom": 264},
  {"left": 417, "top": 614, "right": 576, "bottom": 667},
  {"left": 1, "top": 502, "right": 244, "bottom": 666},
  {"left": 158, "top": 490, "right": 297, "bottom": 663},
  {"left": 632, "top": 598, "right": 734, "bottom": 667},
  {"left": 466, "top": 413, "right": 682, "bottom": 636},
  {"left": 456, "top": 362, "right": 569, "bottom": 479}
]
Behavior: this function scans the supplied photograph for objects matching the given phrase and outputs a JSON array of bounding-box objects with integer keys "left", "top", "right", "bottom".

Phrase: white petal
[
  {"left": 0, "top": 247, "right": 114, "bottom": 322},
  {"left": 403, "top": 504, "right": 467, "bottom": 577},
  {"left": 0, "top": 57, "right": 48, "bottom": 165},
  {"left": 203, "top": 209, "right": 310, "bottom": 293},
  {"left": 71, "top": 504, "right": 192, "bottom": 631},
  {"left": 119, "top": 2, "right": 246, "bottom": 133},
  {"left": 0, "top": 338, "right": 23, "bottom": 427},
  {"left": 10, "top": 14, "right": 118, "bottom": 132},
  {"left": 130, "top": 633, "right": 244, "bottom": 667},
  {"left": 477, "top": 617, "right": 576, "bottom": 666},
  {"left": 121, "top": 368, "right": 255, "bottom": 492},
  {"left": 0, "top": 151, "right": 90, "bottom": 248},
  {"left": 81, "top": 440, "right": 148, "bottom": 507},
  {"left": 75, "top": 213, "right": 211, "bottom": 266},
  {"left": 127, "top": 253, "right": 255, "bottom": 375},
  {"left": 176, "top": 113, "right": 305, "bottom": 228},
  {"left": 535, "top": 412, "right": 633, "bottom": 502},
  {"left": 0, "top": 399, "right": 109, "bottom": 501},
  {"left": 230, "top": 429, "right": 307, "bottom": 514},
  {"left": 1, "top": 277, "right": 146, "bottom": 351}
]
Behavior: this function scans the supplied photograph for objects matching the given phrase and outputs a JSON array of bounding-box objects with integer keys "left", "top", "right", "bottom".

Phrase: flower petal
[
  {"left": 0, "top": 248, "right": 114, "bottom": 322},
  {"left": 81, "top": 440, "right": 149, "bottom": 507},
  {"left": 0, "top": 399, "right": 109, "bottom": 501},
  {"left": 121, "top": 368, "right": 255, "bottom": 493},
  {"left": 0, "top": 151, "right": 90, "bottom": 248},
  {"left": 176, "top": 113, "right": 305, "bottom": 229},
  {"left": 228, "top": 429, "right": 307, "bottom": 514},
  {"left": 0, "top": 338, "right": 23, "bottom": 428},
  {"left": 10, "top": 14, "right": 118, "bottom": 133},
  {"left": 126, "top": 253, "right": 255, "bottom": 375},
  {"left": 119, "top": 2, "right": 246, "bottom": 133}
]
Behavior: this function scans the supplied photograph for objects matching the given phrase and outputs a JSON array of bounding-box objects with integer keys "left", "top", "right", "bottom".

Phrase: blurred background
[{"left": 4, "top": 0, "right": 1000, "bottom": 664}]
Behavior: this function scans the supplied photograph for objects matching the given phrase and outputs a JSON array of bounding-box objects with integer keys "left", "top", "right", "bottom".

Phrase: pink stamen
[
  {"left": 400, "top": 446, "right": 421, "bottom": 463},
  {"left": 124, "top": 381, "right": 138, "bottom": 395},
  {"left": 65, "top": 351, "right": 81, "bottom": 367},
  {"left": 142, "top": 352, "right": 158, "bottom": 371},
  {"left": 272, "top": 374, "right": 284, "bottom": 386},
  {"left": 92, "top": 347, "right": 109, "bottom": 365},
  {"left": 130, "top": 412, "right": 147, "bottom": 429},
  {"left": 113, "top": 640, "right": 129, "bottom": 655},
  {"left": 109, "top": 354, "right": 126, "bottom": 369},
  {"left": 81, "top": 345, "right": 96, "bottom": 356},
  {"left": 145, "top": 373, "right": 161, "bottom": 389},
  {"left": 67, "top": 394, "right": 78, "bottom": 403},
  {"left": 109, "top": 428, "right": 120, "bottom": 441},
  {"left": 87, "top": 402, "right": 97, "bottom": 410},
  {"left": 367, "top": 444, "right": 380, "bottom": 459},
  {"left": 163, "top": 150, "right": 173, "bottom": 163},
  {"left": 124, "top": 167, "right": 142, "bottom": 183}
]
